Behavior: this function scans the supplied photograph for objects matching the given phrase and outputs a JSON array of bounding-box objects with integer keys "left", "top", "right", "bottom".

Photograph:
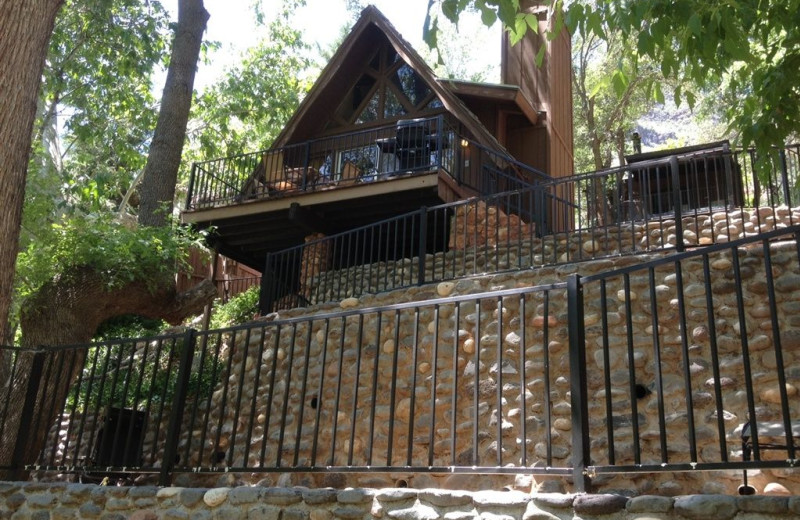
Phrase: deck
[
  {"left": 182, "top": 115, "right": 549, "bottom": 269},
  {"left": 183, "top": 171, "right": 443, "bottom": 268}
]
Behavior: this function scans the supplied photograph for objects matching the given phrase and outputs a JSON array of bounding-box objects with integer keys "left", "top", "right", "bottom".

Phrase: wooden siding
[
  {"left": 501, "top": 2, "right": 574, "bottom": 179},
  {"left": 547, "top": 22, "right": 574, "bottom": 179},
  {"left": 177, "top": 249, "right": 261, "bottom": 303}
]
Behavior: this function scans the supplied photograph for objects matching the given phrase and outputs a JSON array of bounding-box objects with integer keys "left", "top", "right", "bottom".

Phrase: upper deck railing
[{"left": 184, "top": 115, "right": 551, "bottom": 211}]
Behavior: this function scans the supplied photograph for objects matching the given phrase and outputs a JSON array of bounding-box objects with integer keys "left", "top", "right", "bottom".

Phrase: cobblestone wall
[
  {"left": 162, "top": 236, "right": 800, "bottom": 494},
  {"left": 37, "top": 207, "right": 800, "bottom": 496},
  {"left": 4, "top": 482, "right": 800, "bottom": 520},
  {"left": 310, "top": 206, "right": 797, "bottom": 302}
]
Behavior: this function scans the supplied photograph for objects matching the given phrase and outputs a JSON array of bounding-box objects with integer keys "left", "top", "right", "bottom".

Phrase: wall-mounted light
[{"left": 460, "top": 139, "right": 469, "bottom": 148}]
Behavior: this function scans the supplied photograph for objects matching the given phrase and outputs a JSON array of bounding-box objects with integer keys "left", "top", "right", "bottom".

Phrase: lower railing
[
  {"left": 2, "top": 225, "right": 800, "bottom": 493},
  {"left": 259, "top": 188, "right": 576, "bottom": 313},
  {"left": 261, "top": 144, "right": 800, "bottom": 314}
]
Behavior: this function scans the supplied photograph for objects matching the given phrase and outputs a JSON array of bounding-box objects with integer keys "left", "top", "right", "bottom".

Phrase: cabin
[{"left": 181, "top": 3, "right": 574, "bottom": 308}]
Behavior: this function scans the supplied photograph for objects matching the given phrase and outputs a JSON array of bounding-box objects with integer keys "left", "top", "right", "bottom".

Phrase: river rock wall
[
  {"left": 36, "top": 207, "right": 800, "bottom": 496},
  {"left": 6, "top": 483, "right": 800, "bottom": 520}
]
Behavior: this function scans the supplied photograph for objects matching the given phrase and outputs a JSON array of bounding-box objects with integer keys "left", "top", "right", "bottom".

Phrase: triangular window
[
  {"left": 331, "top": 39, "right": 443, "bottom": 128},
  {"left": 391, "top": 63, "right": 431, "bottom": 107},
  {"left": 383, "top": 89, "right": 407, "bottom": 119},
  {"left": 356, "top": 91, "right": 381, "bottom": 124}
]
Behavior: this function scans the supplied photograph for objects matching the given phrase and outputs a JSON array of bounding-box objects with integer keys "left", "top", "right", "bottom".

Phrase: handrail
[
  {"left": 187, "top": 116, "right": 459, "bottom": 209},
  {"left": 259, "top": 142, "right": 800, "bottom": 313},
  {"left": 185, "top": 115, "right": 553, "bottom": 210},
  {"left": 8, "top": 224, "right": 800, "bottom": 493}
]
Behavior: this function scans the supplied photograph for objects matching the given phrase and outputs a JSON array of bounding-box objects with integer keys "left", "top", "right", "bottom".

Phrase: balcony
[
  {"left": 182, "top": 115, "right": 550, "bottom": 268},
  {"left": 186, "top": 117, "right": 462, "bottom": 211}
]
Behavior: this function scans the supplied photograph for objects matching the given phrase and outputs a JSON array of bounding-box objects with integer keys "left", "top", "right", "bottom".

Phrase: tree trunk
[
  {"left": 0, "top": 0, "right": 64, "bottom": 346},
  {"left": 0, "top": 269, "right": 216, "bottom": 478},
  {"left": 0, "top": 0, "right": 214, "bottom": 478},
  {"left": 138, "top": 0, "right": 209, "bottom": 227}
]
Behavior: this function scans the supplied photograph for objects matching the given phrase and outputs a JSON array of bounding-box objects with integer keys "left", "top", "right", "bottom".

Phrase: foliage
[
  {"left": 426, "top": 0, "right": 800, "bottom": 155},
  {"left": 23, "top": 0, "right": 171, "bottom": 247},
  {"left": 94, "top": 314, "right": 169, "bottom": 341},
  {"left": 68, "top": 334, "right": 222, "bottom": 413},
  {"left": 186, "top": 1, "right": 313, "bottom": 161},
  {"left": 13, "top": 0, "right": 173, "bottom": 334},
  {"left": 572, "top": 29, "right": 658, "bottom": 171},
  {"left": 15, "top": 213, "right": 207, "bottom": 303},
  {"left": 10, "top": 0, "right": 313, "bottom": 337},
  {"left": 210, "top": 286, "right": 260, "bottom": 329}
]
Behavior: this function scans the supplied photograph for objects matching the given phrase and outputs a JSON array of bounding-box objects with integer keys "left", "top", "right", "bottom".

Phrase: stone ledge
[{"left": 3, "top": 484, "right": 800, "bottom": 520}]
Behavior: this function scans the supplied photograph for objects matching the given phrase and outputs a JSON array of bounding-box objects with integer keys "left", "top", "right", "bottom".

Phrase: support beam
[{"left": 288, "top": 202, "right": 326, "bottom": 235}]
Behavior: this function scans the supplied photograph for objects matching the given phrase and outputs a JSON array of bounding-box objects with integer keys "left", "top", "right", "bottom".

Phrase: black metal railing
[
  {"left": 3, "top": 224, "right": 799, "bottom": 492},
  {"left": 446, "top": 136, "right": 550, "bottom": 195},
  {"left": 261, "top": 144, "right": 800, "bottom": 313},
  {"left": 186, "top": 116, "right": 459, "bottom": 210},
  {"left": 216, "top": 276, "right": 260, "bottom": 304},
  {"left": 259, "top": 187, "right": 575, "bottom": 313},
  {"left": 546, "top": 143, "right": 800, "bottom": 234},
  {"left": 185, "top": 115, "right": 551, "bottom": 210},
  {"left": 573, "top": 224, "right": 800, "bottom": 491},
  {"left": 734, "top": 144, "right": 800, "bottom": 208}
]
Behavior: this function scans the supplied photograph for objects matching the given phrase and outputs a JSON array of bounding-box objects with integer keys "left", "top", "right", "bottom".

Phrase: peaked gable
[
  {"left": 273, "top": 6, "right": 506, "bottom": 155},
  {"left": 323, "top": 32, "right": 442, "bottom": 131}
]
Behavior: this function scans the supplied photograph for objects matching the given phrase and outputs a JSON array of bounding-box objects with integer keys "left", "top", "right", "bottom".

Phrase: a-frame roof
[{"left": 273, "top": 5, "right": 508, "bottom": 154}]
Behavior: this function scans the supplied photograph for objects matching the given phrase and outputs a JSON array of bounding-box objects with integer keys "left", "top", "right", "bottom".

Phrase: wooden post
[{"left": 201, "top": 249, "right": 219, "bottom": 331}]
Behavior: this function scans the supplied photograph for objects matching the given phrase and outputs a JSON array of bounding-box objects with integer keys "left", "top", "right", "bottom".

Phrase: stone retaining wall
[
  {"left": 36, "top": 206, "right": 800, "bottom": 495},
  {"left": 3, "top": 482, "right": 800, "bottom": 520},
  {"left": 308, "top": 206, "right": 797, "bottom": 303},
  {"left": 161, "top": 235, "right": 800, "bottom": 494}
]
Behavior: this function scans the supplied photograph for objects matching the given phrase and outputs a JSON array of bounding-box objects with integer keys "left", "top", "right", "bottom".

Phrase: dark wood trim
[
  {"left": 437, "top": 168, "right": 478, "bottom": 202},
  {"left": 442, "top": 79, "right": 541, "bottom": 126},
  {"left": 272, "top": 6, "right": 514, "bottom": 161},
  {"left": 182, "top": 173, "right": 440, "bottom": 223},
  {"left": 288, "top": 202, "right": 326, "bottom": 234},
  {"left": 497, "top": 110, "right": 508, "bottom": 147}
]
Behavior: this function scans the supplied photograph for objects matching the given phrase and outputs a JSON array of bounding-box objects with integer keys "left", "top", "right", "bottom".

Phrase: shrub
[{"left": 210, "top": 285, "right": 260, "bottom": 329}]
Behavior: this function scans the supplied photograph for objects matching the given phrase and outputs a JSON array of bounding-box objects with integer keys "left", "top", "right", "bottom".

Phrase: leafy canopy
[
  {"left": 572, "top": 28, "right": 659, "bottom": 171},
  {"left": 23, "top": 0, "right": 172, "bottom": 249},
  {"left": 15, "top": 214, "right": 206, "bottom": 302},
  {"left": 186, "top": 0, "right": 313, "bottom": 160},
  {"left": 426, "top": 0, "right": 800, "bottom": 152}
]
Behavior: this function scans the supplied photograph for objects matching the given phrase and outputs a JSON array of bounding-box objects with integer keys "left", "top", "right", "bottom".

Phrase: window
[
  {"left": 390, "top": 63, "right": 431, "bottom": 106},
  {"left": 330, "top": 39, "right": 442, "bottom": 128}
]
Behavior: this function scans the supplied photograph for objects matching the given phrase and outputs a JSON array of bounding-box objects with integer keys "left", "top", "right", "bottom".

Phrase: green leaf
[
  {"left": 423, "top": 16, "right": 440, "bottom": 49},
  {"left": 524, "top": 13, "right": 538, "bottom": 33},
  {"left": 611, "top": 69, "right": 629, "bottom": 97},
  {"left": 535, "top": 42, "right": 547, "bottom": 67},
  {"left": 588, "top": 77, "right": 605, "bottom": 100},
  {"left": 441, "top": 0, "right": 459, "bottom": 22},
  {"left": 653, "top": 82, "right": 665, "bottom": 104},
  {"left": 497, "top": 0, "right": 517, "bottom": 27},
  {"left": 637, "top": 31, "right": 654, "bottom": 56},
  {"left": 685, "top": 90, "right": 697, "bottom": 110},
  {"left": 587, "top": 10, "right": 605, "bottom": 39},
  {"left": 688, "top": 13, "right": 702, "bottom": 36},
  {"left": 481, "top": 7, "right": 497, "bottom": 27},
  {"left": 510, "top": 15, "right": 528, "bottom": 45},
  {"left": 564, "top": 2, "right": 583, "bottom": 35}
]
